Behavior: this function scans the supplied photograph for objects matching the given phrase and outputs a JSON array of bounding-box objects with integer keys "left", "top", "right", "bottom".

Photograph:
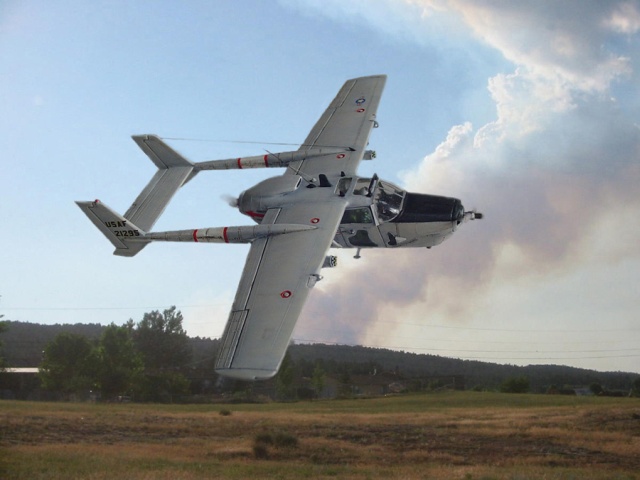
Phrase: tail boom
[
  {"left": 145, "top": 224, "right": 317, "bottom": 243},
  {"left": 195, "top": 147, "right": 349, "bottom": 171},
  {"left": 77, "top": 135, "right": 325, "bottom": 256}
]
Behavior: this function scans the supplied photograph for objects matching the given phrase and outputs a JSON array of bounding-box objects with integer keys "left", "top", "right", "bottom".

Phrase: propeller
[
  {"left": 221, "top": 194, "right": 238, "bottom": 208},
  {"left": 463, "top": 209, "right": 483, "bottom": 221}
]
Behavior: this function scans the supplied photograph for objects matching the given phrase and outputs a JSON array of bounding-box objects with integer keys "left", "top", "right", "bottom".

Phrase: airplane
[{"left": 76, "top": 75, "right": 482, "bottom": 381}]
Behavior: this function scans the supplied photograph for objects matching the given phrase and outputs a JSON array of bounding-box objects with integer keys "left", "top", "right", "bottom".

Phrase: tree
[
  {"left": 39, "top": 333, "right": 98, "bottom": 396},
  {"left": 338, "top": 368, "right": 353, "bottom": 398},
  {"left": 95, "top": 324, "right": 143, "bottom": 398},
  {"left": 275, "top": 352, "right": 295, "bottom": 400},
  {"left": 0, "top": 318, "right": 7, "bottom": 370},
  {"left": 140, "top": 371, "right": 191, "bottom": 402},
  {"left": 128, "top": 306, "right": 191, "bottom": 371},
  {"left": 630, "top": 377, "right": 640, "bottom": 397},
  {"left": 127, "top": 307, "right": 192, "bottom": 402},
  {"left": 500, "top": 376, "right": 530, "bottom": 394},
  {"left": 311, "top": 362, "right": 326, "bottom": 398},
  {"left": 590, "top": 382, "right": 604, "bottom": 396}
]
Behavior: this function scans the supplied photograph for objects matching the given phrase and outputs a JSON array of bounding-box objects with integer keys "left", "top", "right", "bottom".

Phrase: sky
[{"left": 1, "top": 0, "right": 639, "bottom": 374}]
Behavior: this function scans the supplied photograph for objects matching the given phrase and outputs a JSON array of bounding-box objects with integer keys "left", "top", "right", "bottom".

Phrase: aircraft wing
[
  {"left": 288, "top": 74, "right": 387, "bottom": 177},
  {"left": 215, "top": 194, "right": 347, "bottom": 380}
]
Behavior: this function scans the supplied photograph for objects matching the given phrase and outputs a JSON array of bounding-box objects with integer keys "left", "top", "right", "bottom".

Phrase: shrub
[
  {"left": 254, "top": 432, "right": 273, "bottom": 445},
  {"left": 274, "top": 432, "right": 298, "bottom": 448},
  {"left": 253, "top": 443, "right": 269, "bottom": 459}
]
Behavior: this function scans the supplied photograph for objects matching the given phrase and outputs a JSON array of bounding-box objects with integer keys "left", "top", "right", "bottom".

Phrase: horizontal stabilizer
[
  {"left": 131, "top": 134, "right": 194, "bottom": 169},
  {"left": 76, "top": 200, "right": 149, "bottom": 257},
  {"left": 126, "top": 135, "right": 196, "bottom": 232}
]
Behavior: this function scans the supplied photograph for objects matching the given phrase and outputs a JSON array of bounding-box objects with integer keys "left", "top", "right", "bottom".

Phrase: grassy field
[{"left": 1, "top": 391, "right": 639, "bottom": 479}]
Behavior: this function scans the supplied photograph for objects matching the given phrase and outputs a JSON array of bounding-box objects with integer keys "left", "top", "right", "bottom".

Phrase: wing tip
[
  {"left": 347, "top": 74, "right": 387, "bottom": 82},
  {"left": 215, "top": 368, "right": 278, "bottom": 381}
]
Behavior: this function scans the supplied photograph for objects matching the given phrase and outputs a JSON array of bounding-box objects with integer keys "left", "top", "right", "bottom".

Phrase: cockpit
[
  {"left": 373, "top": 180, "right": 405, "bottom": 222},
  {"left": 339, "top": 175, "right": 464, "bottom": 227},
  {"left": 339, "top": 176, "right": 406, "bottom": 225},
  {"left": 336, "top": 174, "right": 467, "bottom": 250},
  {"left": 341, "top": 176, "right": 406, "bottom": 221}
]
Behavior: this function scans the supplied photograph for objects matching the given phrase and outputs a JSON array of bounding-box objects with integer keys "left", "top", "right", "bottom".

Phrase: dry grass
[{"left": 1, "top": 392, "right": 639, "bottom": 479}]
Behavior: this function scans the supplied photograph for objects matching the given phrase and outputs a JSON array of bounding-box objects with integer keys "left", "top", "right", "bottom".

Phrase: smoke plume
[{"left": 295, "top": 1, "right": 640, "bottom": 349}]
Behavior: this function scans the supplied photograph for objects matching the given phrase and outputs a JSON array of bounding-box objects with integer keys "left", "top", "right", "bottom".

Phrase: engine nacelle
[{"left": 238, "top": 175, "right": 303, "bottom": 218}]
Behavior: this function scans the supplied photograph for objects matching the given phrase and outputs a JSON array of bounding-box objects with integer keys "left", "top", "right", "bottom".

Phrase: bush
[
  {"left": 274, "top": 432, "right": 298, "bottom": 448},
  {"left": 253, "top": 431, "right": 298, "bottom": 459},
  {"left": 254, "top": 432, "right": 273, "bottom": 445},
  {"left": 253, "top": 443, "right": 269, "bottom": 459}
]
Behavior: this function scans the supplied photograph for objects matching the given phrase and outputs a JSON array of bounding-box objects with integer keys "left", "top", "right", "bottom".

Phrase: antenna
[{"left": 282, "top": 157, "right": 317, "bottom": 184}]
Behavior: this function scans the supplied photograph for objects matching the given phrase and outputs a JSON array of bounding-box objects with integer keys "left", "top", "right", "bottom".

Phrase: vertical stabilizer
[{"left": 75, "top": 200, "right": 149, "bottom": 257}]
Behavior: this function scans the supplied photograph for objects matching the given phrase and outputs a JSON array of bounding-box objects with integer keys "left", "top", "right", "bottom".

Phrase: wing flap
[{"left": 216, "top": 309, "right": 249, "bottom": 370}]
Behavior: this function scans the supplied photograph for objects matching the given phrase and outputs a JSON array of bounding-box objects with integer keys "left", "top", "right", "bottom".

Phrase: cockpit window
[
  {"left": 341, "top": 207, "right": 374, "bottom": 224},
  {"left": 335, "top": 177, "right": 352, "bottom": 197},
  {"left": 352, "top": 178, "right": 372, "bottom": 196},
  {"left": 374, "top": 181, "right": 405, "bottom": 222}
]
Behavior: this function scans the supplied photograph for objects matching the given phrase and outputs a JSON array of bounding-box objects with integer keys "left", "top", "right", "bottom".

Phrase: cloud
[
  {"left": 415, "top": 0, "right": 634, "bottom": 91},
  {"left": 280, "top": 0, "right": 471, "bottom": 46},
  {"left": 295, "top": 1, "right": 640, "bottom": 358},
  {"left": 604, "top": 1, "right": 640, "bottom": 34}
]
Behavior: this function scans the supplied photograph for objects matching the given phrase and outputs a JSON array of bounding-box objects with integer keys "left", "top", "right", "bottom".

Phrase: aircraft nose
[
  {"left": 454, "top": 199, "right": 465, "bottom": 224},
  {"left": 395, "top": 193, "right": 466, "bottom": 224}
]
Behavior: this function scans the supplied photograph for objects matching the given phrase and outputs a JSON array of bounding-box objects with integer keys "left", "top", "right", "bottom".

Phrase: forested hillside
[
  {"left": 1, "top": 321, "right": 105, "bottom": 366},
  {"left": 1, "top": 320, "right": 638, "bottom": 394},
  {"left": 288, "top": 344, "right": 637, "bottom": 392}
]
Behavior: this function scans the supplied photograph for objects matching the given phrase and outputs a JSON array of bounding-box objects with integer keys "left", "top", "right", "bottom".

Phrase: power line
[
  {"left": 160, "top": 136, "right": 348, "bottom": 150},
  {"left": 5, "top": 304, "right": 639, "bottom": 336},
  {"left": 293, "top": 338, "right": 640, "bottom": 362},
  {"left": 160, "top": 136, "right": 301, "bottom": 146},
  {"left": 6, "top": 304, "right": 638, "bottom": 333},
  {"left": 371, "top": 318, "right": 640, "bottom": 334},
  {"left": 299, "top": 326, "right": 640, "bottom": 346},
  {"left": 1, "top": 304, "right": 227, "bottom": 312},
  {"left": 5, "top": 304, "right": 639, "bottom": 362}
]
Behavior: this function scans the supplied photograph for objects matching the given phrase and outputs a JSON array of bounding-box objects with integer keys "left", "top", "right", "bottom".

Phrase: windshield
[{"left": 374, "top": 181, "right": 405, "bottom": 222}]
